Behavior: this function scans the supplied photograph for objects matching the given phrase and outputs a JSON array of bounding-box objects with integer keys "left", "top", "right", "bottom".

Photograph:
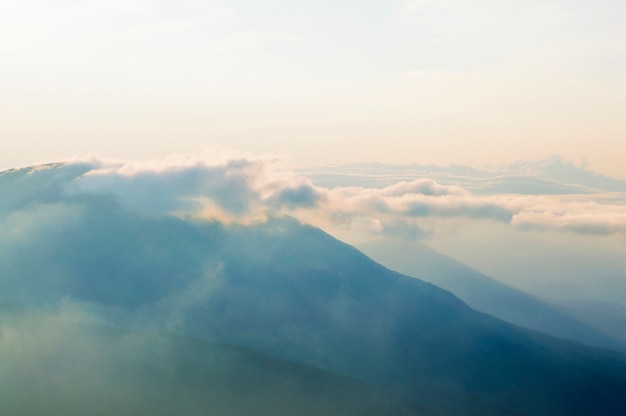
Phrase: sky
[
  {"left": 1, "top": 0, "right": 626, "bottom": 178},
  {"left": 1, "top": 1, "right": 625, "bottom": 305}
]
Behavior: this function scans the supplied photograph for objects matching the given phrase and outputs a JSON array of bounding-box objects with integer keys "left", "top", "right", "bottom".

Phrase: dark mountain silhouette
[
  {"left": 2, "top": 163, "right": 626, "bottom": 416},
  {"left": 358, "top": 239, "right": 626, "bottom": 352}
]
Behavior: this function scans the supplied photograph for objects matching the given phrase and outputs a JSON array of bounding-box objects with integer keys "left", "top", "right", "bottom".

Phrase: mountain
[
  {"left": 2, "top": 163, "right": 626, "bottom": 416},
  {"left": 556, "top": 299, "right": 626, "bottom": 346},
  {"left": 357, "top": 239, "right": 626, "bottom": 352},
  {"left": 0, "top": 303, "right": 415, "bottom": 416}
]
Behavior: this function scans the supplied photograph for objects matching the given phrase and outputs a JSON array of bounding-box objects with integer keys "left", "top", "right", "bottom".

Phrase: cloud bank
[
  {"left": 61, "top": 151, "right": 322, "bottom": 222},
  {"left": 2, "top": 151, "right": 625, "bottom": 241}
]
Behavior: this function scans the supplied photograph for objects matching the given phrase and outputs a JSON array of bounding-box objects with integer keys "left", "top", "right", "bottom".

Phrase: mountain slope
[
  {"left": 357, "top": 239, "right": 626, "bottom": 352},
  {"left": 556, "top": 299, "right": 626, "bottom": 346},
  {"left": 0, "top": 303, "right": 416, "bottom": 416},
  {"left": 2, "top": 163, "right": 626, "bottom": 416}
]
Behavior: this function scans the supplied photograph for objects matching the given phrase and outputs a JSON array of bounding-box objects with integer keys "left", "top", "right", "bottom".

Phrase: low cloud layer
[
  {"left": 2, "top": 151, "right": 625, "bottom": 241},
  {"left": 299, "top": 158, "right": 626, "bottom": 239},
  {"left": 68, "top": 151, "right": 321, "bottom": 222}
]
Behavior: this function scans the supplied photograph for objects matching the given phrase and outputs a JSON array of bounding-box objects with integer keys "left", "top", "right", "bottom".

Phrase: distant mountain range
[
  {"left": 299, "top": 158, "right": 626, "bottom": 194},
  {"left": 2, "top": 163, "right": 626, "bottom": 416},
  {"left": 358, "top": 239, "right": 626, "bottom": 352},
  {"left": 556, "top": 298, "right": 626, "bottom": 346}
]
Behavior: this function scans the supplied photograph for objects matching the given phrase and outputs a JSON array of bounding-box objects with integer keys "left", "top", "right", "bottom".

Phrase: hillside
[
  {"left": 0, "top": 303, "right": 415, "bottom": 416},
  {"left": 358, "top": 239, "right": 626, "bottom": 352},
  {"left": 2, "top": 163, "right": 626, "bottom": 416}
]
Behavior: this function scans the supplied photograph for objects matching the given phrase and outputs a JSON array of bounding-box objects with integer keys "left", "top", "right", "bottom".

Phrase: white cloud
[
  {"left": 4, "top": 151, "right": 625, "bottom": 240},
  {"left": 300, "top": 159, "right": 626, "bottom": 238},
  {"left": 68, "top": 150, "right": 320, "bottom": 222},
  {"left": 512, "top": 205, "right": 626, "bottom": 235}
]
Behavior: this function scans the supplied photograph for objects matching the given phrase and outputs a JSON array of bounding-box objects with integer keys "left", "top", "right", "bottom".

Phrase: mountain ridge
[
  {"left": 358, "top": 239, "right": 626, "bottom": 352},
  {"left": 2, "top": 162, "right": 626, "bottom": 415}
]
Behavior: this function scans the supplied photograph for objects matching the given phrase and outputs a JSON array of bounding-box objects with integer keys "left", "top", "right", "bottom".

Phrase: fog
[{"left": 0, "top": 305, "right": 412, "bottom": 416}]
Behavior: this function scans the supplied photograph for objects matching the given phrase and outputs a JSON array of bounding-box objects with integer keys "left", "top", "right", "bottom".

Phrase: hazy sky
[{"left": 1, "top": 0, "right": 625, "bottom": 177}]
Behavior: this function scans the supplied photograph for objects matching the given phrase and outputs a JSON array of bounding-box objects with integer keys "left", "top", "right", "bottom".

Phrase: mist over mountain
[
  {"left": 298, "top": 158, "right": 626, "bottom": 304},
  {"left": 2, "top": 161, "right": 626, "bottom": 416},
  {"left": 556, "top": 299, "right": 626, "bottom": 347},
  {"left": 358, "top": 239, "right": 626, "bottom": 352},
  {"left": 4, "top": 0, "right": 626, "bottom": 412},
  {"left": 0, "top": 303, "right": 414, "bottom": 416}
]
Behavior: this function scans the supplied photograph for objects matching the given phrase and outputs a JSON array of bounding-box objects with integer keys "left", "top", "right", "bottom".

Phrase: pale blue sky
[{"left": 1, "top": 0, "right": 625, "bottom": 177}]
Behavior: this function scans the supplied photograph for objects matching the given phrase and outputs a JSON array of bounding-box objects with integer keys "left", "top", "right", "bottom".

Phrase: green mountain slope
[{"left": 0, "top": 304, "right": 417, "bottom": 416}]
